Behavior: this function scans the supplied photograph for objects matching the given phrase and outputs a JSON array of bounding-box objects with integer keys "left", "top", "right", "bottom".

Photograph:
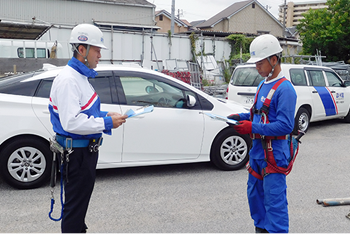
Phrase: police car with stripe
[{"left": 226, "top": 63, "right": 350, "bottom": 133}]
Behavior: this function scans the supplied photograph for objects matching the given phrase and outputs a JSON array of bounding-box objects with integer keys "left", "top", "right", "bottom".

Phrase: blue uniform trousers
[
  {"left": 247, "top": 158, "right": 289, "bottom": 233},
  {"left": 61, "top": 148, "right": 98, "bottom": 233}
]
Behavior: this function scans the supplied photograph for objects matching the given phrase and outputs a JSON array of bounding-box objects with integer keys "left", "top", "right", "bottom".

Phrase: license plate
[{"left": 244, "top": 96, "right": 254, "bottom": 105}]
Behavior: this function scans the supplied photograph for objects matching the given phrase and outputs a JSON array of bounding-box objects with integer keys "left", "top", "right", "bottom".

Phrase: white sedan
[{"left": 0, "top": 64, "right": 250, "bottom": 189}]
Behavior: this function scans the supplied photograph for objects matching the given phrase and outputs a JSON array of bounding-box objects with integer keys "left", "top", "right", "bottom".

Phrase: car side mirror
[
  {"left": 145, "top": 86, "right": 159, "bottom": 94},
  {"left": 186, "top": 94, "right": 196, "bottom": 107}
]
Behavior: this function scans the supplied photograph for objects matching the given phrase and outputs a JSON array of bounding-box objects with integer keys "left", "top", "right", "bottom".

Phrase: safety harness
[
  {"left": 48, "top": 138, "right": 66, "bottom": 221},
  {"left": 246, "top": 78, "right": 303, "bottom": 180}
]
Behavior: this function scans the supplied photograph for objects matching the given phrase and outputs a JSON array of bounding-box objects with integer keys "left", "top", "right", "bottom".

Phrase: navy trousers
[{"left": 61, "top": 148, "right": 98, "bottom": 233}]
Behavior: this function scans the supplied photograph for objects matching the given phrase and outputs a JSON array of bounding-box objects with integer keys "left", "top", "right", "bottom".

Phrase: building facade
[
  {"left": 0, "top": 0, "right": 157, "bottom": 39},
  {"left": 155, "top": 10, "right": 189, "bottom": 34},
  {"left": 278, "top": 0, "right": 327, "bottom": 27},
  {"left": 198, "top": 0, "right": 284, "bottom": 37}
]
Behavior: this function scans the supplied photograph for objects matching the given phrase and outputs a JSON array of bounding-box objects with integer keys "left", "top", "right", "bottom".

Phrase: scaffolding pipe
[{"left": 316, "top": 197, "right": 350, "bottom": 207}]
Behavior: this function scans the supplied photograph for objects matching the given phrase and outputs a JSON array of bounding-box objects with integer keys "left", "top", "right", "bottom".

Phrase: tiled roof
[
  {"left": 190, "top": 20, "right": 206, "bottom": 27},
  {"left": 181, "top": 19, "right": 191, "bottom": 27},
  {"left": 198, "top": 0, "right": 253, "bottom": 28}
]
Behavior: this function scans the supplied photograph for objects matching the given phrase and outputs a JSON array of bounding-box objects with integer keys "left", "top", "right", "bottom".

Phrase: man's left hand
[{"left": 233, "top": 120, "right": 252, "bottom": 135}]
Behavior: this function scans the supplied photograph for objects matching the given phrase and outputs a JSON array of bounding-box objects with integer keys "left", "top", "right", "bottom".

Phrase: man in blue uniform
[
  {"left": 49, "top": 24, "right": 127, "bottom": 233},
  {"left": 228, "top": 34, "right": 297, "bottom": 233}
]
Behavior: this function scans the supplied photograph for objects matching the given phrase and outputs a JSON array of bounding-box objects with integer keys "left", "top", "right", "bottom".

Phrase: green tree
[
  {"left": 297, "top": 0, "right": 350, "bottom": 62},
  {"left": 226, "top": 34, "right": 252, "bottom": 63}
]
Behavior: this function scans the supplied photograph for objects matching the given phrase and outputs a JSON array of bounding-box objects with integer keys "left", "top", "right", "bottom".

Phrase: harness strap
[
  {"left": 250, "top": 133, "right": 288, "bottom": 140},
  {"left": 49, "top": 163, "right": 64, "bottom": 221},
  {"left": 247, "top": 78, "right": 298, "bottom": 180},
  {"left": 250, "top": 78, "right": 287, "bottom": 122},
  {"left": 246, "top": 162, "right": 263, "bottom": 180},
  {"left": 263, "top": 137, "right": 294, "bottom": 176}
]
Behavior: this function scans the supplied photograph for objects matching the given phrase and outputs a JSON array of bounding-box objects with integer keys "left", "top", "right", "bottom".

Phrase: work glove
[
  {"left": 227, "top": 114, "right": 240, "bottom": 121},
  {"left": 226, "top": 114, "right": 240, "bottom": 126},
  {"left": 233, "top": 120, "right": 252, "bottom": 135}
]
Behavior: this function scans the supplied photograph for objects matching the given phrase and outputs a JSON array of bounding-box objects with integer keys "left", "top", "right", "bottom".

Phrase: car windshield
[{"left": 231, "top": 67, "right": 264, "bottom": 86}]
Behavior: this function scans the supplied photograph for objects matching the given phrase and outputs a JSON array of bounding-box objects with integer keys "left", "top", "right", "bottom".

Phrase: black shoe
[
  {"left": 255, "top": 227, "right": 269, "bottom": 233},
  {"left": 81, "top": 223, "right": 88, "bottom": 233}
]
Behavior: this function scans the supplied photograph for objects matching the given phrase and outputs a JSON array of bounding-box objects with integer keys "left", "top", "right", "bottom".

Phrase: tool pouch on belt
[
  {"left": 49, "top": 138, "right": 64, "bottom": 188},
  {"left": 288, "top": 135, "right": 299, "bottom": 160},
  {"left": 88, "top": 137, "right": 103, "bottom": 153}
]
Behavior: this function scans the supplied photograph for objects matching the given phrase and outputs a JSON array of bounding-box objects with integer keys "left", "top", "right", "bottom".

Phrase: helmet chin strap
[
  {"left": 266, "top": 57, "right": 276, "bottom": 79},
  {"left": 72, "top": 44, "right": 91, "bottom": 68}
]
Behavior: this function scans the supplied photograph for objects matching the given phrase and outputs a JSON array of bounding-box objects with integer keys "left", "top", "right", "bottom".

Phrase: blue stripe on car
[{"left": 314, "top": 86, "right": 337, "bottom": 116}]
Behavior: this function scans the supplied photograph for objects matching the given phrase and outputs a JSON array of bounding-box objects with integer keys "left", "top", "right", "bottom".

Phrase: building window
[
  {"left": 252, "top": 3, "right": 255, "bottom": 8},
  {"left": 159, "top": 15, "right": 163, "bottom": 21},
  {"left": 17, "top": 48, "right": 48, "bottom": 58},
  {"left": 257, "top": 30, "right": 270, "bottom": 35}
]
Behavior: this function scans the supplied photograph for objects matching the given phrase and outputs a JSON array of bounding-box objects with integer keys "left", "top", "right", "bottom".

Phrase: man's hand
[
  {"left": 233, "top": 120, "right": 252, "bottom": 135},
  {"left": 227, "top": 114, "right": 240, "bottom": 121},
  {"left": 108, "top": 112, "right": 127, "bottom": 128}
]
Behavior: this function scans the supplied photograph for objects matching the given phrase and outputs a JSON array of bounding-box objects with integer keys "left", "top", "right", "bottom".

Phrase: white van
[
  {"left": 0, "top": 39, "right": 65, "bottom": 58},
  {"left": 226, "top": 63, "right": 350, "bottom": 133}
]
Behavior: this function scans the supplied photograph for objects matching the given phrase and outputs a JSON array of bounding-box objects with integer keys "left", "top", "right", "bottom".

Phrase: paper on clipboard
[
  {"left": 124, "top": 105, "right": 154, "bottom": 118},
  {"left": 202, "top": 112, "right": 239, "bottom": 125}
]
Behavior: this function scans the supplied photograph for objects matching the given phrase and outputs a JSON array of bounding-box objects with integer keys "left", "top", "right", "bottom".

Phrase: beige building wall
[
  {"left": 155, "top": 15, "right": 188, "bottom": 33},
  {"left": 279, "top": 1, "right": 327, "bottom": 27},
  {"left": 200, "top": 4, "right": 283, "bottom": 37}
]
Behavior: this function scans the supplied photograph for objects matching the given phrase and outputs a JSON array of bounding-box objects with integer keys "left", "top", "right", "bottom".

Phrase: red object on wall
[{"left": 161, "top": 70, "right": 191, "bottom": 85}]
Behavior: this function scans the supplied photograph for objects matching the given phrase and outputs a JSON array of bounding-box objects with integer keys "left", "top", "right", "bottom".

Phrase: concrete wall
[
  {"left": 0, "top": 58, "right": 69, "bottom": 75},
  {"left": 0, "top": 0, "right": 155, "bottom": 26},
  {"left": 1, "top": 27, "right": 231, "bottom": 69}
]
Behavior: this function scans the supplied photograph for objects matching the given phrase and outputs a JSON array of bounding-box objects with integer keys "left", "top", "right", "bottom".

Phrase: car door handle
[
  {"left": 312, "top": 91, "right": 318, "bottom": 93},
  {"left": 42, "top": 110, "right": 50, "bottom": 114},
  {"left": 331, "top": 90, "right": 336, "bottom": 93}
]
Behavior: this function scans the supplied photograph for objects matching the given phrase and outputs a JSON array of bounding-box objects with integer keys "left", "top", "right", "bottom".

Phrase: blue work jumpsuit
[{"left": 239, "top": 74, "right": 297, "bottom": 233}]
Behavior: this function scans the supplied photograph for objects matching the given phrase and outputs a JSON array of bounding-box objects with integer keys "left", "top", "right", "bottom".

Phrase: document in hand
[
  {"left": 202, "top": 112, "right": 239, "bottom": 125},
  {"left": 124, "top": 105, "right": 154, "bottom": 118}
]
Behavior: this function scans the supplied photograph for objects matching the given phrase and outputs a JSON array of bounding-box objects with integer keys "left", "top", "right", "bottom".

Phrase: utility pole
[
  {"left": 177, "top": 9, "right": 183, "bottom": 19},
  {"left": 171, "top": 0, "right": 175, "bottom": 35},
  {"left": 283, "top": 0, "right": 287, "bottom": 37}
]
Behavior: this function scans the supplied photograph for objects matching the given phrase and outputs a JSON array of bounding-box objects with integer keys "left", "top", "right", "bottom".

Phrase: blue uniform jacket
[
  {"left": 239, "top": 75, "right": 297, "bottom": 161},
  {"left": 48, "top": 57, "right": 113, "bottom": 140}
]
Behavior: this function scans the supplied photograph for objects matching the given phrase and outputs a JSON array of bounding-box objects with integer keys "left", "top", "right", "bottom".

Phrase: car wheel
[
  {"left": 343, "top": 108, "right": 350, "bottom": 123},
  {"left": 0, "top": 137, "right": 52, "bottom": 189},
  {"left": 294, "top": 107, "right": 310, "bottom": 134},
  {"left": 210, "top": 128, "right": 251, "bottom": 171}
]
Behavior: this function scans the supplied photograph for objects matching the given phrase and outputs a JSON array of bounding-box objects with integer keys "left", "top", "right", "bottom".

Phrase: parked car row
[
  {"left": 226, "top": 63, "right": 350, "bottom": 134},
  {"left": 2, "top": 62, "right": 348, "bottom": 189},
  {"left": 0, "top": 64, "right": 251, "bottom": 189}
]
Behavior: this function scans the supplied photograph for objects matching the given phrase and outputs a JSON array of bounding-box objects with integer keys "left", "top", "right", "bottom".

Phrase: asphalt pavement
[{"left": 1, "top": 119, "right": 350, "bottom": 233}]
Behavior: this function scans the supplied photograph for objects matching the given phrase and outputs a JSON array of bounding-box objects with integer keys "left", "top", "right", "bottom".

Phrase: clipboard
[
  {"left": 202, "top": 112, "right": 239, "bottom": 125},
  {"left": 124, "top": 105, "right": 154, "bottom": 118}
]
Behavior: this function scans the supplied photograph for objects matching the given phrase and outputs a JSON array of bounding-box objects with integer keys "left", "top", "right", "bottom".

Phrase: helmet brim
[{"left": 247, "top": 57, "right": 263, "bottom": 63}]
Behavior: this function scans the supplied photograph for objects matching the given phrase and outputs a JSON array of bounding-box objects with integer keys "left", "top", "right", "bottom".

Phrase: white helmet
[
  {"left": 247, "top": 34, "right": 282, "bottom": 63},
  {"left": 69, "top": 23, "right": 107, "bottom": 49}
]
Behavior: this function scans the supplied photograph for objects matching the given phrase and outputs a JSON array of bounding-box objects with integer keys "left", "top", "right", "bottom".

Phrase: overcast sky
[{"left": 152, "top": 0, "right": 322, "bottom": 23}]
